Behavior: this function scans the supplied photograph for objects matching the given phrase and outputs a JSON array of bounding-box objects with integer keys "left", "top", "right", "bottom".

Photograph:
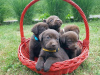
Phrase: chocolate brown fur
[
  {"left": 43, "top": 15, "right": 62, "bottom": 32},
  {"left": 60, "top": 25, "right": 80, "bottom": 39},
  {"left": 29, "top": 22, "right": 48, "bottom": 61},
  {"left": 60, "top": 31, "right": 81, "bottom": 59},
  {"left": 36, "top": 29, "right": 69, "bottom": 72}
]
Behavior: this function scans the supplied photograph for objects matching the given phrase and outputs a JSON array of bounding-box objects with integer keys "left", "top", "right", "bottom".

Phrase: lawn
[
  {"left": 0, "top": 20, "right": 100, "bottom": 75},
  {"left": 91, "top": 0, "right": 100, "bottom": 15}
]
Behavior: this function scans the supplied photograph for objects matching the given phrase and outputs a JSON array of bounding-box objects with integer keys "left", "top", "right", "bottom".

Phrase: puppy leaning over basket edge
[{"left": 36, "top": 29, "right": 69, "bottom": 72}]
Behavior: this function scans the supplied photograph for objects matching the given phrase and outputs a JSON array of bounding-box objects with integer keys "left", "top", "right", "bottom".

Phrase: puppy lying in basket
[
  {"left": 60, "top": 31, "right": 82, "bottom": 59},
  {"left": 36, "top": 29, "right": 69, "bottom": 72},
  {"left": 43, "top": 15, "right": 62, "bottom": 32},
  {"left": 29, "top": 22, "right": 48, "bottom": 61}
]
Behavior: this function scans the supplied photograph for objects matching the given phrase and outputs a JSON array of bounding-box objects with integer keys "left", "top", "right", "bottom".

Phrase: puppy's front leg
[
  {"left": 36, "top": 57, "right": 44, "bottom": 71},
  {"left": 44, "top": 57, "right": 60, "bottom": 72},
  {"left": 29, "top": 47, "right": 35, "bottom": 61}
]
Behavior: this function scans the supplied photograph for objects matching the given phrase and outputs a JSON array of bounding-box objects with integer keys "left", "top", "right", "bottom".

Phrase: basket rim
[{"left": 18, "top": 38, "right": 89, "bottom": 72}]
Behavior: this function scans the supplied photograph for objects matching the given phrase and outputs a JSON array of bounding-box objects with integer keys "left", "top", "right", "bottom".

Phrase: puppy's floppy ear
[
  {"left": 74, "top": 29, "right": 80, "bottom": 35},
  {"left": 59, "top": 34, "right": 65, "bottom": 44},
  {"left": 31, "top": 25, "right": 38, "bottom": 34},
  {"left": 39, "top": 32, "right": 44, "bottom": 41},
  {"left": 43, "top": 19, "right": 46, "bottom": 22},
  {"left": 60, "top": 29, "right": 64, "bottom": 35}
]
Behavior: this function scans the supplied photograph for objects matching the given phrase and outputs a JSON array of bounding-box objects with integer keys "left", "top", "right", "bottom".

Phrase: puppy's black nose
[{"left": 51, "top": 43, "right": 56, "bottom": 47}]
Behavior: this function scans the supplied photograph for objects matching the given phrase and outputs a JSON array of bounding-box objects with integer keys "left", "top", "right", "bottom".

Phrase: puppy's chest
[
  {"left": 44, "top": 52, "right": 57, "bottom": 61},
  {"left": 46, "top": 52, "right": 55, "bottom": 57},
  {"left": 40, "top": 51, "right": 57, "bottom": 59}
]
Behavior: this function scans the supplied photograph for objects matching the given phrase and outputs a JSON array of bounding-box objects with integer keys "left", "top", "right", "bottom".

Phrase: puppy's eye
[
  {"left": 49, "top": 19, "right": 53, "bottom": 23},
  {"left": 46, "top": 36, "right": 50, "bottom": 39}
]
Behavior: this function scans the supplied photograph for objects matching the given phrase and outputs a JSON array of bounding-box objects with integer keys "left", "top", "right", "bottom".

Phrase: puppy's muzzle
[
  {"left": 46, "top": 40, "right": 57, "bottom": 47},
  {"left": 68, "top": 44, "right": 78, "bottom": 50},
  {"left": 51, "top": 42, "right": 56, "bottom": 47},
  {"left": 55, "top": 19, "right": 62, "bottom": 25}
]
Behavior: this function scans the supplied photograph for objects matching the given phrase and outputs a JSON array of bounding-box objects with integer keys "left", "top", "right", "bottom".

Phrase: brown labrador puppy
[
  {"left": 43, "top": 15, "right": 62, "bottom": 32},
  {"left": 60, "top": 31, "right": 81, "bottom": 59},
  {"left": 36, "top": 29, "right": 69, "bottom": 72},
  {"left": 60, "top": 25, "right": 80, "bottom": 39},
  {"left": 29, "top": 22, "right": 48, "bottom": 61}
]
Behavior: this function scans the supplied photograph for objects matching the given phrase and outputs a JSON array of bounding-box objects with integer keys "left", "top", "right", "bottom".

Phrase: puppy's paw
[
  {"left": 44, "top": 65, "right": 50, "bottom": 72},
  {"left": 44, "top": 67, "right": 50, "bottom": 72},
  {"left": 36, "top": 63, "right": 43, "bottom": 71}
]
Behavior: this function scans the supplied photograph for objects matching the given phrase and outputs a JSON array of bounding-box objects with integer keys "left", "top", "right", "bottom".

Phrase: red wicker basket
[{"left": 18, "top": 0, "right": 89, "bottom": 75}]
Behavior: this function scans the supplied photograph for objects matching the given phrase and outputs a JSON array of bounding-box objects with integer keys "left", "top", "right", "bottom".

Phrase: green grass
[
  {"left": 0, "top": 20, "right": 100, "bottom": 75},
  {"left": 72, "top": 0, "right": 94, "bottom": 21},
  {"left": 91, "top": 0, "right": 100, "bottom": 15}
]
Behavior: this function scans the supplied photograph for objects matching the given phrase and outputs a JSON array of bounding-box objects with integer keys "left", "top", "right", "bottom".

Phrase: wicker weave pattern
[
  {"left": 18, "top": 39, "right": 89, "bottom": 74},
  {"left": 18, "top": 0, "right": 89, "bottom": 75}
]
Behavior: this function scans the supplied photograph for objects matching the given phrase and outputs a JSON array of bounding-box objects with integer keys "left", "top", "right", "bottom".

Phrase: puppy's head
[
  {"left": 61, "top": 25, "right": 80, "bottom": 39},
  {"left": 64, "top": 25, "right": 80, "bottom": 35},
  {"left": 31, "top": 22, "right": 48, "bottom": 35},
  {"left": 44, "top": 15, "right": 62, "bottom": 31},
  {"left": 60, "top": 31, "right": 78, "bottom": 51},
  {"left": 39, "top": 29, "right": 60, "bottom": 51}
]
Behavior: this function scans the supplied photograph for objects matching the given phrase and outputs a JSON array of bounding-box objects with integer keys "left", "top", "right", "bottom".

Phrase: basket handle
[
  {"left": 64, "top": 0, "right": 89, "bottom": 48},
  {"left": 20, "top": 0, "right": 89, "bottom": 47},
  {"left": 20, "top": 0, "right": 39, "bottom": 44}
]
